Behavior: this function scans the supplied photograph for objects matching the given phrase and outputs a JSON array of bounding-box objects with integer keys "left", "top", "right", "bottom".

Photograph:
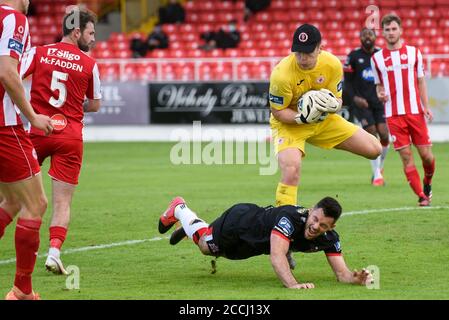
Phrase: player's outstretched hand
[
  {"left": 352, "top": 268, "right": 373, "bottom": 285},
  {"left": 31, "top": 114, "right": 53, "bottom": 135},
  {"left": 289, "top": 283, "right": 315, "bottom": 289}
]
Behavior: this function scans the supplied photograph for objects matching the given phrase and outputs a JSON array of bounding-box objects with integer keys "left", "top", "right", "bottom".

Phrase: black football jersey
[
  {"left": 344, "top": 47, "right": 382, "bottom": 107},
  {"left": 213, "top": 204, "right": 342, "bottom": 259}
]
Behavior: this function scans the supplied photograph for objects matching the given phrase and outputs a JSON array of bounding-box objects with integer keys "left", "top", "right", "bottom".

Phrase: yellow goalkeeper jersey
[{"left": 269, "top": 51, "right": 344, "bottom": 127}]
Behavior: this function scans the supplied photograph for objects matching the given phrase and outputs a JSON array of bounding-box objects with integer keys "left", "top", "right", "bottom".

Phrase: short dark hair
[
  {"left": 360, "top": 27, "right": 376, "bottom": 37},
  {"left": 314, "top": 197, "right": 342, "bottom": 222},
  {"left": 62, "top": 8, "right": 97, "bottom": 37},
  {"left": 381, "top": 13, "right": 402, "bottom": 28}
]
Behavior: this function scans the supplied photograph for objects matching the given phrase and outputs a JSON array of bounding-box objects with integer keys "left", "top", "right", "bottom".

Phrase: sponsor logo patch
[
  {"left": 51, "top": 114, "right": 67, "bottom": 131},
  {"left": 8, "top": 38, "right": 23, "bottom": 54},
  {"left": 334, "top": 241, "right": 341, "bottom": 252},
  {"left": 337, "top": 80, "right": 343, "bottom": 92},
  {"left": 269, "top": 93, "right": 284, "bottom": 105},
  {"left": 361, "top": 67, "right": 375, "bottom": 82},
  {"left": 277, "top": 217, "right": 294, "bottom": 237}
]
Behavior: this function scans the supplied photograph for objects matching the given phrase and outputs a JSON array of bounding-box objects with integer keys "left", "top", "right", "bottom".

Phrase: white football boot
[{"left": 45, "top": 255, "right": 68, "bottom": 275}]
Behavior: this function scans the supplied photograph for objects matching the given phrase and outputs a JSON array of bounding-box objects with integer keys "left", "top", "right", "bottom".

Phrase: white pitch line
[
  {"left": 0, "top": 236, "right": 169, "bottom": 266},
  {"left": 1, "top": 206, "right": 448, "bottom": 266},
  {"left": 342, "top": 205, "right": 449, "bottom": 216}
]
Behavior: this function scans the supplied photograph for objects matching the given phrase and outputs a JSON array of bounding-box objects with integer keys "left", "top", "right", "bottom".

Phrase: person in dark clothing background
[
  {"left": 159, "top": 0, "right": 185, "bottom": 24},
  {"left": 130, "top": 24, "right": 169, "bottom": 58},
  {"left": 344, "top": 28, "right": 390, "bottom": 187},
  {"left": 244, "top": 0, "right": 271, "bottom": 21},
  {"left": 147, "top": 24, "right": 169, "bottom": 51},
  {"left": 199, "top": 20, "right": 240, "bottom": 51}
]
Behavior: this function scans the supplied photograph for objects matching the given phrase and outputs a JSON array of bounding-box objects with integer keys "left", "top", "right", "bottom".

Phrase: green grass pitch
[{"left": 1, "top": 141, "right": 448, "bottom": 299}]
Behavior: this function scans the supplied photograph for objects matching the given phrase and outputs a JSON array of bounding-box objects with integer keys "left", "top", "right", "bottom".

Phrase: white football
[{"left": 297, "top": 90, "right": 328, "bottom": 124}]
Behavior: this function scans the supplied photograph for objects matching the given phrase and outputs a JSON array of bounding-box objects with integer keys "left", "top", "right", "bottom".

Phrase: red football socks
[
  {"left": 49, "top": 226, "right": 68, "bottom": 250},
  {"left": 14, "top": 218, "right": 42, "bottom": 295},
  {"left": 404, "top": 166, "right": 424, "bottom": 198},
  {"left": 423, "top": 158, "right": 435, "bottom": 186},
  {"left": 0, "top": 208, "right": 13, "bottom": 239}
]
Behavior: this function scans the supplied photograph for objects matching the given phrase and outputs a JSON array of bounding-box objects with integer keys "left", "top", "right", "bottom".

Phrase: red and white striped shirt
[
  {"left": 20, "top": 42, "right": 102, "bottom": 140},
  {"left": 0, "top": 4, "right": 31, "bottom": 127},
  {"left": 371, "top": 44, "right": 425, "bottom": 118}
]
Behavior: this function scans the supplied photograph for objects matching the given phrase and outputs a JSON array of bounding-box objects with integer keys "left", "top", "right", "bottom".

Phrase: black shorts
[
  {"left": 208, "top": 203, "right": 265, "bottom": 260},
  {"left": 352, "top": 102, "right": 386, "bottom": 129}
]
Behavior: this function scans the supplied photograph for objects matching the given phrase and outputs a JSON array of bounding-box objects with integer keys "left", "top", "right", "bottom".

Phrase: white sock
[
  {"left": 370, "top": 156, "right": 382, "bottom": 179},
  {"left": 48, "top": 247, "right": 60, "bottom": 259},
  {"left": 379, "top": 146, "right": 389, "bottom": 170},
  {"left": 174, "top": 204, "right": 208, "bottom": 239}
]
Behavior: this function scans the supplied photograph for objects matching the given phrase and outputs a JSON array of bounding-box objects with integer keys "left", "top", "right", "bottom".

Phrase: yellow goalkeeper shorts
[{"left": 270, "top": 114, "right": 359, "bottom": 156}]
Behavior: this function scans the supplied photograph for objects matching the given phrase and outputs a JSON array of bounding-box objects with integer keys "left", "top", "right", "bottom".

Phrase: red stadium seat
[
  {"left": 397, "top": 0, "right": 416, "bottom": 7},
  {"left": 379, "top": 0, "right": 398, "bottom": 9},
  {"left": 287, "top": 0, "right": 305, "bottom": 10},
  {"left": 341, "top": 0, "right": 361, "bottom": 8},
  {"left": 418, "top": 8, "right": 439, "bottom": 18},
  {"left": 225, "top": 48, "right": 240, "bottom": 57}
]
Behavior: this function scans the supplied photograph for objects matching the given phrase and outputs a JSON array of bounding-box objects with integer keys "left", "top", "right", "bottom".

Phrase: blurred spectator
[
  {"left": 147, "top": 24, "right": 169, "bottom": 51},
  {"left": 130, "top": 35, "right": 147, "bottom": 58},
  {"left": 199, "top": 21, "right": 240, "bottom": 51},
  {"left": 244, "top": 0, "right": 271, "bottom": 21},
  {"left": 130, "top": 25, "right": 169, "bottom": 58},
  {"left": 159, "top": 0, "right": 185, "bottom": 24}
]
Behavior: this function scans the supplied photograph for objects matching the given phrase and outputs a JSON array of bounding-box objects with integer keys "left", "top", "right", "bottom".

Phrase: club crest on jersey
[
  {"left": 316, "top": 75, "right": 325, "bottom": 84},
  {"left": 47, "top": 48, "right": 81, "bottom": 61},
  {"left": 7, "top": 38, "right": 23, "bottom": 54},
  {"left": 51, "top": 114, "right": 67, "bottom": 131}
]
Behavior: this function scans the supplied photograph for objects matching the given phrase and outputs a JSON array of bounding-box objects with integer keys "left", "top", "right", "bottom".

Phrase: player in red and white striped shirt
[
  {"left": 371, "top": 14, "right": 435, "bottom": 207},
  {"left": 0, "top": 0, "right": 53, "bottom": 300},
  {"left": 20, "top": 8, "right": 102, "bottom": 275}
]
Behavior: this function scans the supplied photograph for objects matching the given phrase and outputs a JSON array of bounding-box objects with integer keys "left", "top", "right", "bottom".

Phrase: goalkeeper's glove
[
  {"left": 312, "top": 89, "right": 341, "bottom": 113},
  {"left": 294, "top": 113, "right": 309, "bottom": 124}
]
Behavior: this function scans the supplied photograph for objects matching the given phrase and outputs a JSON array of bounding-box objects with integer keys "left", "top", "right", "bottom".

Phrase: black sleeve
[
  {"left": 272, "top": 209, "right": 298, "bottom": 241},
  {"left": 343, "top": 51, "right": 357, "bottom": 104},
  {"left": 160, "top": 34, "right": 169, "bottom": 49},
  {"left": 323, "top": 231, "right": 342, "bottom": 255}
]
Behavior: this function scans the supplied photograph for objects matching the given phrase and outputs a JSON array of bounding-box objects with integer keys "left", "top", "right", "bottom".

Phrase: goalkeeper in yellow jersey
[{"left": 269, "top": 24, "right": 382, "bottom": 207}]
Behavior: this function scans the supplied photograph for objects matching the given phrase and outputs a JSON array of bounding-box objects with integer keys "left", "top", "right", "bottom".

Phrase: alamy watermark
[
  {"left": 365, "top": 265, "right": 381, "bottom": 290},
  {"left": 169, "top": 121, "right": 278, "bottom": 176},
  {"left": 65, "top": 265, "right": 80, "bottom": 290}
]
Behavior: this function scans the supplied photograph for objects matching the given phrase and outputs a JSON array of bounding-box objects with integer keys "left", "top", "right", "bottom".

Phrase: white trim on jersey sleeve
[
  {"left": 0, "top": 13, "right": 15, "bottom": 56},
  {"left": 374, "top": 51, "right": 392, "bottom": 117},
  {"left": 92, "top": 63, "right": 102, "bottom": 100},
  {"left": 371, "top": 55, "right": 381, "bottom": 85},
  {"left": 19, "top": 46, "right": 36, "bottom": 77},
  {"left": 3, "top": 91, "right": 18, "bottom": 125}
]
